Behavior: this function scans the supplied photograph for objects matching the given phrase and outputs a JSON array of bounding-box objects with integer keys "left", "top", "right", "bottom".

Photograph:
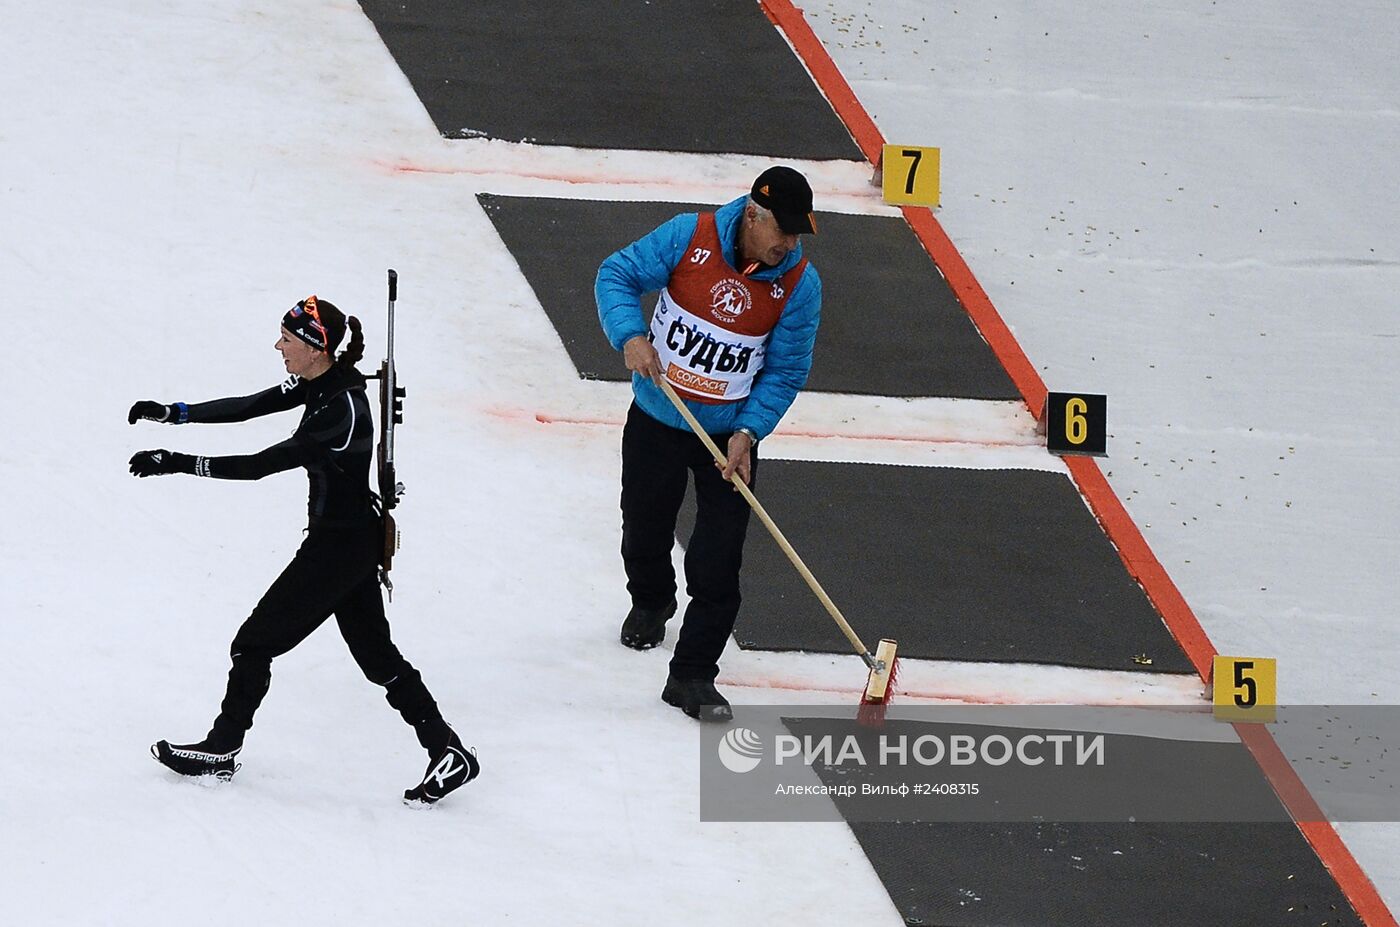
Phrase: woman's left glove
[
  {"left": 128, "top": 401, "right": 182, "bottom": 424},
  {"left": 129, "top": 449, "right": 196, "bottom": 478}
]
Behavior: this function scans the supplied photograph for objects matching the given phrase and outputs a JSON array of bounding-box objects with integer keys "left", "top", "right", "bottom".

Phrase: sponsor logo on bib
[{"left": 666, "top": 362, "right": 728, "bottom": 398}]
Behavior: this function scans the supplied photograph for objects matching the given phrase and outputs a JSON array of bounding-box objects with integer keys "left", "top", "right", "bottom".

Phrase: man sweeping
[{"left": 595, "top": 166, "right": 822, "bottom": 722}]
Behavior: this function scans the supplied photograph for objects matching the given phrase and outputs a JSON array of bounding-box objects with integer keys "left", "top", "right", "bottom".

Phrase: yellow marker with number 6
[
  {"left": 1212, "top": 655, "right": 1277, "bottom": 723},
  {"left": 881, "top": 144, "right": 941, "bottom": 207},
  {"left": 1065, "top": 396, "right": 1088, "bottom": 445},
  {"left": 1043, "top": 392, "right": 1107, "bottom": 456}
]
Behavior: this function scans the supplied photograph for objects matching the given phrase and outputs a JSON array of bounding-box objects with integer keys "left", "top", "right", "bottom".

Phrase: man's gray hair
[{"left": 748, "top": 197, "right": 774, "bottom": 222}]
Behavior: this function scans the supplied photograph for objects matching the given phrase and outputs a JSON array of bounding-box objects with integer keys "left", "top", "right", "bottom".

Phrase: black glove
[
  {"left": 129, "top": 449, "right": 196, "bottom": 478},
  {"left": 128, "top": 401, "right": 174, "bottom": 425}
]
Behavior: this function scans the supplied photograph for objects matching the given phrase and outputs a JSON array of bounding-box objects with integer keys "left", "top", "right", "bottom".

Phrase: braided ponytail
[{"left": 336, "top": 315, "right": 366, "bottom": 370}]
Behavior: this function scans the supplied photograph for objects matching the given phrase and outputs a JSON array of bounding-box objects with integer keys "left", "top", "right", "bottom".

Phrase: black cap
[
  {"left": 282, "top": 295, "right": 347, "bottom": 354},
  {"left": 751, "top": 166, "right": 817, "bottom": 235}
]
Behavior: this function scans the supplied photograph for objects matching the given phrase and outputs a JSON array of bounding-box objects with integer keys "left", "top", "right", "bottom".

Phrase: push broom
[{"left": 656, "top": 378, "right": 899, "bottom": 725}]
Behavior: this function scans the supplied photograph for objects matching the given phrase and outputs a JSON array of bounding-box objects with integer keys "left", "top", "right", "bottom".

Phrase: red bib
[{"left": 650, "top": 213, "right": 808, "bottom": 403}]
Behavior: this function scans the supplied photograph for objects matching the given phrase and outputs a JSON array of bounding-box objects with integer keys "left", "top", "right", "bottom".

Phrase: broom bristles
[{"left": 856, "top": 639, "right": 900, "bottom": 728}]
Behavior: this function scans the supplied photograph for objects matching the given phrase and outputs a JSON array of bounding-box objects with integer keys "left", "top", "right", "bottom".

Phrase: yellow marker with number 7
[
  {"left": 1212, "top": 655, "right": 1277, "bottom": 723},
  {"left": 881, "top": 144, "right": 941, "bottom": 207}
]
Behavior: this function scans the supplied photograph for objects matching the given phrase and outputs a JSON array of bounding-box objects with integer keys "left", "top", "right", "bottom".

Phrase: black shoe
[
  {"left": 661, "top": 674, "right": 733, "bottom": 723},
  {"left": 404, "top": 730, "right": 479, "bottom": 805},
  {"left": 151, "top": 739, "right": 241, "bottom": 780},
  {"left": 620, "top": 599, "right": 677, "bottom": 650}
]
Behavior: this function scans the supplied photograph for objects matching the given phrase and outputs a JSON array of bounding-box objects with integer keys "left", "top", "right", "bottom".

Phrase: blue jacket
[{"left": 595, "top": 195, "right": 822, "bottom": 440}]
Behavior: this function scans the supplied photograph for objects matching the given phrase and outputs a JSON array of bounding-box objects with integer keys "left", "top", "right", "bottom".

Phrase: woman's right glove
[{"left": 129, "top": 449, "right": 197, "bottom": 478}]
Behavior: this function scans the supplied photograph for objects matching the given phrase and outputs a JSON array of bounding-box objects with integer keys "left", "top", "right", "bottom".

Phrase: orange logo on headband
[{"left": 289, "top": 294, "right": 329, "bottom": 352}]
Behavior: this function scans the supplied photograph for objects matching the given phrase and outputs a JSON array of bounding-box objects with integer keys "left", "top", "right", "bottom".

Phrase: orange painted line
[
  {"left": 1234, "top": 723, "right": 1327, "bottom": 823},
  {"left": 532, "top": 411, "right": 1038, "bottom": 448},
  {"left": 1236, "top": 724, "right": 1398, "bottom": 927},
  {"left": 758, "top": 0, "right": 1047, "bottom": 415},
  {"left": 382, "top": 159, "right": 645, "bottom": 186},
  {"left": 762, "top": 2, "right": 1395, "bottom": 923},
  {"left": 717, "top": 676, "right": 863, "bottom": 697},
  {"left": 1296, "top": 821, "right": 1400, "bottom": 927},
  {"left": 902, "top": 207, "right": 1048, "bottom": 415},
  {"left": 1064, "top": 455, "right": 1217, "bottom": 679},
  {"left": 758, "top": 0, "right": 884, "bottom": 163},
  {"left": 718, "top": 675, "right": 1188, "bottom": 707},
  {"left": 530, "top": 412, "right": 618, "bottom": 427}
]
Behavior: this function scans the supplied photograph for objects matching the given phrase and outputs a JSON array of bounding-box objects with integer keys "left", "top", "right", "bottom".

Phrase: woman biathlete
[{"left": 128, "top": 295, "right": 477, "bottom": 805}]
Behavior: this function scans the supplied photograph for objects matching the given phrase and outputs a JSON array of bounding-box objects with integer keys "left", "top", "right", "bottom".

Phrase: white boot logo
[{"left": 428, "top": 750, "right": 464, "bottom": 788}]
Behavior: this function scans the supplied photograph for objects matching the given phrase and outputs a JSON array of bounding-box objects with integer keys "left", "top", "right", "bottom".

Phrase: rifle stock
[{"left": 382, "top": 510, "right": 398, "bottom": 576}]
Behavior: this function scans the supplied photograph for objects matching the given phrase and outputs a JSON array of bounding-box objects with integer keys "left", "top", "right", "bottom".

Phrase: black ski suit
[{"left": 168, "top": 365, "right": 448, "bottom": 753}]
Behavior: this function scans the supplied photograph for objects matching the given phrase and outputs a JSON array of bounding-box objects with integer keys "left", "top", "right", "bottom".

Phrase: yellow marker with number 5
[
  {"left": 881, "top": 144, "right": 941, "bottom": 206},
  {"left": 1212, "top": 655, "right": 1277, "bottom": 723}
]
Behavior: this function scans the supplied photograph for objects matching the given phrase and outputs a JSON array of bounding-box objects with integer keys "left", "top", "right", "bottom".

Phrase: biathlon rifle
[{"left": 370, "top": 269, "right": 405, "bottom": 597}]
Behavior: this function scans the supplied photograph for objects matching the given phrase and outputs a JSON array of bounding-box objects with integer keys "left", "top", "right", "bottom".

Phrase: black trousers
[
  {"left": 208, "top": 514, "right": 447, "bottom": 753},
  {"left": 621, "top": 402, "right": 756, "bottom": 682}
]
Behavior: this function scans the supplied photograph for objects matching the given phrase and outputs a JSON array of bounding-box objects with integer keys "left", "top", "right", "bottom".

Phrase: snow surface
[{"left": 0, "top": 0, "right": 1395, "bottom": 923}]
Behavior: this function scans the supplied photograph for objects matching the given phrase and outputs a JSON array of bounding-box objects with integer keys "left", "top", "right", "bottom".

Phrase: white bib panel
[{"left": 649, "top": 288, "right": 768, "bottom": 401}]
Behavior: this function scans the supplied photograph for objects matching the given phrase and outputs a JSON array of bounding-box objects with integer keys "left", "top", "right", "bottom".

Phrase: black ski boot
[
  {"left": 619, "top": 599, "right": 677, "bottom": 650},
  {"left": 151, "top": 739, "right": 241, "bottom": 780},
  {"left": 661, "top": 674, "right": 733, "bottom": 723},
  {"left": 404, "top": 730, "right": 479, "bottom": 805}
]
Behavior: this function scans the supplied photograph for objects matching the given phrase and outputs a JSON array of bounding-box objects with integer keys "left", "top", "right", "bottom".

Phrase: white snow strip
[
  {"left": 381, "top": 138, "right": 898, "bottom": 215},
  {"left": 714, "top": 645, "right": 1207, "bottom": 709}
]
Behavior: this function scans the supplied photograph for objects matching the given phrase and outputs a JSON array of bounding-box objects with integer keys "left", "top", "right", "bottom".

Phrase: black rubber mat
[
  {"left": 678, "top": 461, "right": 1194, "bottom": 672},
  {"left": 853, "top": 821, "right": 1359, "bottom": 926},
  {"left": 479, "top": 194, "right": 1021, "bottom": 400},
  {"left": 775, "top": 715, "right": 1363, "bottom": 926},
  {"left": 359, "top": 0, "right": 863, "bottom": 159}
]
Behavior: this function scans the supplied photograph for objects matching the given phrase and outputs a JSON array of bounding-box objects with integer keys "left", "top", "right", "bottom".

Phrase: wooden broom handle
[{"left": 655, "top": 378, "right": 874, "bottom": 664}]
